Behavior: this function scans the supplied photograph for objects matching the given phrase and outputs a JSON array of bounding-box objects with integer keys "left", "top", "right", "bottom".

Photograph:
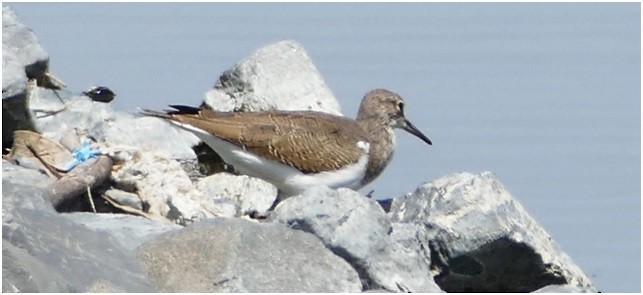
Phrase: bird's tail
[{"left": 138, "top": 105, "right": 202, "bottom": 119}]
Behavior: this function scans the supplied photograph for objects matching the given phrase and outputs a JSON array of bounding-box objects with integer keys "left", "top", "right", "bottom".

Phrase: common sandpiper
[{"left": 141, "top": 89, "right": 432, "bottom": 196}]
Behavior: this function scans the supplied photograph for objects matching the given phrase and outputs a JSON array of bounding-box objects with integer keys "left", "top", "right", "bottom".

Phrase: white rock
[
  {"left": 204, "top": 40, "right": 342, "bottom": 115},
  {"left": 111, "top": 153, "right": 212, "bottom": 222},
  {"left": 196, "top": 173, "right": 277, "bottom": 217},
  {"left": 390, "top": 171, "right": 596, "bottom": 292}
]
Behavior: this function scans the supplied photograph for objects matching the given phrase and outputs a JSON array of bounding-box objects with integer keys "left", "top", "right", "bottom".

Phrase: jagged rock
[
  {"left": 270, "top": 186, "right": 441, "bottom": 292},
  {"left": 60, "top": 213, "right": 182, "bottom": 251},
  {"left": 204, "top": 40, "right": 342, "bottom": 115},
  {"left": 2, "top": 7, "right": 49, "bottom": 148},
  {"left": 2, "top": 6, "right": 49, "bottom": 100},
  {"left": 2, "top": 208, "right": 155, "bottom": 292},
  {"left": 389, "top": 171, "right": 596, "bottom": 292},
  {"left": 137, "top": 218, "right": 362, "bottom": 292},
  {"left": 195, "top": 173, "right": 278, "bottom": 217},
  {"left": 111, "top": 152, "right": 214, "bottom": 223},
  {"left": 534, "top": 284, "right": 595, "bottom": 293}
]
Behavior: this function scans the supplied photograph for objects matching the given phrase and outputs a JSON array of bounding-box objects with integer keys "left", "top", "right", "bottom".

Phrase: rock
[
  {"left": 103, "top": 188, "right": 144, "bottom": 211},
  {"left": 2, "top": 6, "right": 49, "bottom": 148},
  {"left": 270, "top": 186, "right": 441, "bottom": 292},
  {"left": 2, "top": 159, "right": 55, "bottom": 215},
  {"left": 2, "top": 208, "right": 154, "bottom": 292},
  {"left": 60, "top": 213, "right": 182, "bottom": 251},
  {"left": 111, "top": 152, "right": 214, "bottom": 223},
  {"left": 137, "top": 218, "right": 362, "bottom": 292},
  {"left": 389, "top": 171, "right": 596, "bottom": 292},
  {"left": 24, "top": 86, "right": 199, "bottom": 160},
  {"left": 94, "top": 112, "right": 199, "bottom": 161},
  {"left": 534, "top": 284, "right": 596, "bottom": 293},
  {"left": 195, "top": 173, "right": 278, "bottom": 217},
  {"left": 2, "top": 242, "right": 71, "bottom": 292},
  {"left": 2, "top": 6, "right": 49, "bottom": 100},
  {"left": 204, "top": 40, "right": 342, "bottom": 115}
]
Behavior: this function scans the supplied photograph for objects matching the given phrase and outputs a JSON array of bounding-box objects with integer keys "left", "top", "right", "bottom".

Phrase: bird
[{"left": 140, "top": 89, "right": 432, "bottom": 196}]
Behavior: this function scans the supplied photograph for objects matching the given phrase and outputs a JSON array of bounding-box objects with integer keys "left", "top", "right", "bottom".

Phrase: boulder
[
  {"left": 204, "top": 40, "right": 342, "bottom": 115},
  {"left": 60, "top": 213, "right": 182, "bottom": 251},
  {"left": 110, "top": 152, "right": 213, "bottom": 223},
  {"left": 137, "top": 218, "right": 362, "bottom": 292},
  {"left": 270, "top": 186, "right": 442, "bottom": 292},
  {"left": 3, "top": 242, "right": 71, "bottom": 292},
  {"left": 195, "top": 172, "right": 278, "bottom": 217},
  {"left": 24, "top": 86, "right": 199, "bottom": 161},
  {"left": 389, "top": 171, "right": 596, "bottom": 292},
  {"left": 2, "top": 6, "right": 50, "bottom": 148},
  {"left": 2, "top": 6, "right": 49, "bottom": 100},
  {"left": 2, "top": 160, "right": 55, "bottom": 215},
  {"left": 2, "top": 208, "right": 154, "bottom": 292}
]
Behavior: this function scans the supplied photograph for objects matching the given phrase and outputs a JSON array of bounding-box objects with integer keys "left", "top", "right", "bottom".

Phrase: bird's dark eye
[{"left": 397, "top": 101, "right": 405, "bottom": 113}]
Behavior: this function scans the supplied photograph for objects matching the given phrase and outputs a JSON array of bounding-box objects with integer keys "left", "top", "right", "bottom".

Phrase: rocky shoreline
[{"left": 2, "top": 6, "right": 596, "bottom": 292}]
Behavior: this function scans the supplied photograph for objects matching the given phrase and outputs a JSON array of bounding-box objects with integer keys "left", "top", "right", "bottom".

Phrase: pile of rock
[{"left": 2, "top": 7, "right": 596, "bottom": 292}]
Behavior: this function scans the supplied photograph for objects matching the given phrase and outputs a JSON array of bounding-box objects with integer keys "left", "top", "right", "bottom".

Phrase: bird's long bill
[{"left": 402, "top": 118, "right": 432, "bottom": 145}]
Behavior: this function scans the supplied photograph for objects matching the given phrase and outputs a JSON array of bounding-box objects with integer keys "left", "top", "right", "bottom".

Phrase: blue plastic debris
[{"left": 62, "top": 139, "right": 101, "bottom": 171}]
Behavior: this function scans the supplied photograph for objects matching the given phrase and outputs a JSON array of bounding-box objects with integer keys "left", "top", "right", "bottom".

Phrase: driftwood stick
[{"left": 46, "top": 155, "right": 112, "bottom": 209}]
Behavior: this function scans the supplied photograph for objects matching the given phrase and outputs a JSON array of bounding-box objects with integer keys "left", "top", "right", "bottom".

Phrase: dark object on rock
[
  {"left": 83, "top": 86, "right": 115, "bottom": 103},
  {"left": 376, "top": 198, "right": 392, "bottom": 212}
]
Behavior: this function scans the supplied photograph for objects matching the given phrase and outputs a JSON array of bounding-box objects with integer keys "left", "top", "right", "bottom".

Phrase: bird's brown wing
[{"left": 169, "top": 108, "right": 368, "bottom": 174}]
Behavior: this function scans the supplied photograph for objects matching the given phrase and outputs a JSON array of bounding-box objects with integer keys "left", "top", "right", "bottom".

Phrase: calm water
[{"left": 7, "top": 3, "right": 640, "bottom": 292}]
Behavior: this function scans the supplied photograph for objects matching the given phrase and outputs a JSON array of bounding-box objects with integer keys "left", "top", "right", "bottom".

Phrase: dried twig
[{"left": 87, "top": 186, "right": 97, "bottom": 213}]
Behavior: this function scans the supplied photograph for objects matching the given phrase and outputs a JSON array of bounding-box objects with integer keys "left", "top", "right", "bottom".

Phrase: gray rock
[
  {"left": 389, "top": 171, "right": 596, "bottom": 292},
  {"left": 137, "top": 218, "right": 362, "bottom": 292},
  {"left": 270, "top": 186, "right": 441, "bottom": 292},
  {"left": 534, "top": 284, "right": 596, "bottom": 293},
  {"left": 60, "top": 213, "right": 182, "bottom": 251},
  {"left": 2, "top": 6, "right": 49, "bottom": 148},
  {"left": 2, "top": 6, "right": 49, "bottom": 100},
  {"left": 204, "top": 40, "right": 342, "bottom": 115},
  {"left": 390, "top": 222, "right": 434, "bottom": 275},
  {"left": 2, "top": 160, "right": 55, "bottom": 215},
  {"left": 2, "top": 208, "right": 155, "bottom": 292},
  {"left": 25, "top": 86, "right": 199, "bottom": 160},
  {"left": 3, "top": 242, "right": 71, "bottom": 292},
  {"left": 195, "top": 173, "right": 278, "bottom": 217},
  {"left": 94, "top": 112, "right": 199, "bottom": 161}
]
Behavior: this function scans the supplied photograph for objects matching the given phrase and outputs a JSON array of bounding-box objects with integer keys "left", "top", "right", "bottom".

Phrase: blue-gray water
[{"left": 7, "top": 3, "right": 640, "bottom": 292}]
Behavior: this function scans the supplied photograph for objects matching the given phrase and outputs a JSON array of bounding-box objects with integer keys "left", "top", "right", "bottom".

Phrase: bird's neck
[{"left": 357, "top": 116, "right": 396, "bottom": 187}]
